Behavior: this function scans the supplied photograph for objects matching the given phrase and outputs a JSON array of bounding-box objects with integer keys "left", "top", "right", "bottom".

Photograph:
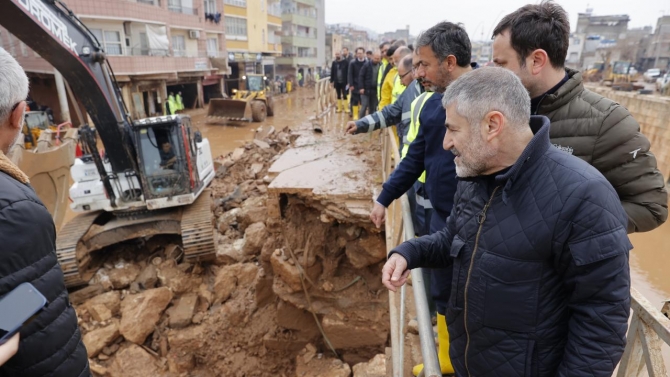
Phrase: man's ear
[
  {"left": 483, "top": 110, "right": 505, "bottom": 141},
  {"left": 8, "top": 101, "right": 26, "bottom": 132},
  {"left": 529, "top": 49, "right": 550, "bottom": 75},
  {"left": 442, "top": 55, "right": 457, "bottom": 72}
]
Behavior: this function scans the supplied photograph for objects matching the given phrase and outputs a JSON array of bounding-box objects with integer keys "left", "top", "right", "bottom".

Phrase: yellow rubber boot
[
  {"left": 336, "top": 100, "right": 342, "bottom": 113},
  {"left": 412, "top": 313, "right": 455, "bottom": 376},
  {"left": 353, "top": 105, "right": 360, "bottom": 120}
]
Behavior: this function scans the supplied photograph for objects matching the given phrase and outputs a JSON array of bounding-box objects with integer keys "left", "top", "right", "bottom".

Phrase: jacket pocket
[
  {"left": 449, "top": 236, "right": 466, "bottom": 309},
  {"left": 480, "top": 252, "right": 542, "bottom": 333}
]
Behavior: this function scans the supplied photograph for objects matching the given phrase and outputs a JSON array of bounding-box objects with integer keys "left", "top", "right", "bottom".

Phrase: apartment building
[
  {"left": 0, "top": 0, "right": 229, "bottom": 123},
  {"left": 223, "top": 0, "right": 282, "bottom": 93},
  {"left": 276, "top": 0, "right": 325, "bottom": 79}
]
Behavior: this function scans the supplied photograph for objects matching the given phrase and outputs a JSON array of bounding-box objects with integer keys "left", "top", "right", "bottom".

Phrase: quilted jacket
[
  {"left": 538, "top": 69, "right": 667, "bottom": 233},
  {"left": 393, "top": 116, "right": 632, "bottom": 376},
  {"left": 0, "top": 152, "right": 89, "bottom": 377}
]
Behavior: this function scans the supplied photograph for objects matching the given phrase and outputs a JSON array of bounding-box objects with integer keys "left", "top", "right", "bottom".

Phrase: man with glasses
[{"left": 0, "top": 47, "right": 90, "bottom": 376}]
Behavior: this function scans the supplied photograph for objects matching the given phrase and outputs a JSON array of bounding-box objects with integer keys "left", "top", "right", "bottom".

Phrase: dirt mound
[{"left": 72, "top": 126, "right": 388, "bottom": 376}]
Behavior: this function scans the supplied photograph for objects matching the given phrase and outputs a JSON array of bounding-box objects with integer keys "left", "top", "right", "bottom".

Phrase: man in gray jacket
[{"left": 492, "top": 1, "right": 667, "bottom": 232}]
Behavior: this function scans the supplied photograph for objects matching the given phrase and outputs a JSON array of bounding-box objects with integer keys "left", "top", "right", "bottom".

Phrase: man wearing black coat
[
  {"left": 0, "top": 47, "right": 90, "bottom": 376},
  {"left": 383, "top": 67, "right": 631, "bottom": 377},
  {"left": 347, "top": 47, "right": 367, "bottom": 120},
  {"left": 330, "top": 51, "right": 349, "bottom": 113},
  {"left": 358, "top": 51, "right": 381, "bottom": 117}
]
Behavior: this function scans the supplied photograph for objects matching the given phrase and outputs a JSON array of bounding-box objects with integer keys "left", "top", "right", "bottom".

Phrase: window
[
  {"left": 260, "top": 0, "right": 264, "bottom": 11},
  {"left": 262, "top": 28, "right": 265, "bottom": 45},
  {"left": 204, "top": 0, "right": 216, "bottom": 13},
  {"left": 90, "top": 28, "right": 123, "bottom": 55},
  {"left": 207, "top": 37, "right": 218, "bottom": 57},
  {"left": 573, "top": 38, "right": 581, "bottom": 45},
  {"left": 224, "top": 0, "right": 246, "bottom": 6},
  {"left": 225, "top": 17, "right": 247, "bottom": 37},
  {"left": 172, "top": 35, "right": 186, "bottom": 56}
]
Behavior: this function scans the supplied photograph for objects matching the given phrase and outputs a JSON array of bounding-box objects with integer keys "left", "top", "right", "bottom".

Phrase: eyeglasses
[
  {"left": 11, "top": 101, "right": 21, "bottom": 112},
  {"left": 399, "top": 70, "right": 412, "bottom": 79}
]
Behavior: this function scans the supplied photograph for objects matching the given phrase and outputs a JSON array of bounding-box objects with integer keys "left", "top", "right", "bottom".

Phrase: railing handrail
[
  {"left": 617, "top": 287, "right": 670, "bottom": 376},
  {"left": 382, "top": 128, "right": 441, "bottom": 377}
]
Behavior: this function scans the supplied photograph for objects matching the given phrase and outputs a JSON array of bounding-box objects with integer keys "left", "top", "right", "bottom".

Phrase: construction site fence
[
  {"left": 314, "top": 78, "right": 336, "bottom": 119},
  {"left": 379, "top": 128, "right": 670, "bottom": 377}
]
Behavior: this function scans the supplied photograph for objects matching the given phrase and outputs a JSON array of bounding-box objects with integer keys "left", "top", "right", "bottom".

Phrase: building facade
[
  {"left": 276, "top": 0, "right": 325, "bottom": 79},
  {"left": 223, "top": 0, "right": 282, "bottom": 94},
  {"left": 640, "top": 16, "right": 670, "bottom": 71},
  {"left": 0, "top": 0, "right": 230, "bottom": 123}
]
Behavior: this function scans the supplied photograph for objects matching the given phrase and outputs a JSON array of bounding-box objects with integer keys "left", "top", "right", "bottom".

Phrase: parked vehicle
[
  {"left": 656, "top": 73, "right": 670, "bottom": 93},
  {"left": 643, "top": 68, "right": 661, "bottom": 83}
]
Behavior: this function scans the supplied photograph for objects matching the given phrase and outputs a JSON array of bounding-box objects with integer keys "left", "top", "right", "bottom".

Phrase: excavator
[
  {"left": 207, "top": 74, "right": 274, "bottom": 122},
  {"left": 1, "top": 0, "right": 216, "bottom": 287}
]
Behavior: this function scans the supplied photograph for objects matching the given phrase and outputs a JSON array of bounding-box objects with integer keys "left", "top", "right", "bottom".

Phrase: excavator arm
[{"left": 0, "top": 0, "right": 140, "bottom": 207}]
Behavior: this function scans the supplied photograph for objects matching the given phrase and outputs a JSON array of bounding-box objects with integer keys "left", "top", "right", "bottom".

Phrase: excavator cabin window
[{"left": 136, "top": 122, "right": 190, "bottom": 198}]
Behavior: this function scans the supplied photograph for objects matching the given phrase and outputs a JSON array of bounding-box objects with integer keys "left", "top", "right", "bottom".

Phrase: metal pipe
[
  {"left": 400, "top": 194, "right": 441, "bottom": 377},
  {"left": 54, "top": 70, "right": 71, "bottom": 122}
]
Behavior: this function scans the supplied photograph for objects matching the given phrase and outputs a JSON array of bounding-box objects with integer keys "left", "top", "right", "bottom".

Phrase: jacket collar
[
  {"left": 0, "top": 150, "right": 30, "bottom": 184},
  {"left": 489, "top": 116, "right": 551, "bottom": 203},
  {"left": 535, "top": 68, "right": 584, "bottom": 114}
]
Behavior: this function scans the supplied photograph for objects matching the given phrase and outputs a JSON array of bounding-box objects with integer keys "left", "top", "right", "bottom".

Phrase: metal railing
[
  {"left": 617, "top": 288, "right": 670, "bottom": 376},
  {"left": 381, "top": 128, "right": 441, "bottom": 377},
  {"left": 314, "top": 78, "right": 336, "bottom": 118},
  {"left": 129, "top": 47, "right": 169, "bottom": 56}
]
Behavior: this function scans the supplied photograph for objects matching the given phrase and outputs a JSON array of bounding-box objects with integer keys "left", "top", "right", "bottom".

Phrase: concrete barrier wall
[{"left": 588, "top": 85, "right": 670, "bottom": 183}]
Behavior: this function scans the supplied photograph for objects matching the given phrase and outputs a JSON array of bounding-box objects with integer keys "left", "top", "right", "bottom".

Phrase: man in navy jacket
[{"left": 383, "top": 67, "right": 631, "bottom": 377}]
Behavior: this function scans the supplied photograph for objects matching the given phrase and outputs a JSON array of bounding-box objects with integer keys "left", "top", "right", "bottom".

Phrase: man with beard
[
  {"left": 0, "top": 47, "right": 90, "bottom": 376},
  {"left": 382, "top": 67, "right": 631, "bottom": 377},
  {"left": 492, "top": 1, "right": 666, "bottom": 232},
  {"left": 369, "top": 21, "right": 475, "bottom": 376}
]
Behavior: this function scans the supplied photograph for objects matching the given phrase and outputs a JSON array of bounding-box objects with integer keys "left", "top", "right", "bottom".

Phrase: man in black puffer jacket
[
  {"left": 383, "top": 68, "right": 631, "bottom": 376},
  {"left": 0, "top": 47, "right": 90, "bottom": 376}
]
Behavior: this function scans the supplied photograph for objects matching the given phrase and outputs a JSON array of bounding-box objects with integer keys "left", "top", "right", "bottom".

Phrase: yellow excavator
[{"left": 207, "top": 74, "right": 274, "bottom": 122}]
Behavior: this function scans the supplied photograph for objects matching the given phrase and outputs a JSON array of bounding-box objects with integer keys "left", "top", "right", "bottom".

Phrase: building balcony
[
  {"left": 167, "top": 4, "right": 198, "bottom": 15},
  {"left": 276, "top": 56, "right": 316, "bottom": 66},
  {"left": 268, "top": 14, "right": 282, "bottom": 26},
  {"left": 295, "top": 0, "right": 316, "bottom": 6},
  {"left": 267, "top": 43, "right": 282, "bottom": 53},
  {"left": 281, "top": 35, "right": 316, "bottom": 48},
  {"left": 281, "top": 13, "right": 317, "bottom": 28}
]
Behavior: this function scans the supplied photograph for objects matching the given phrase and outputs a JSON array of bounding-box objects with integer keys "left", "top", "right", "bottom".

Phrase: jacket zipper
[{"left": 464, "top": 186, "right": 500, "bottom": 376}]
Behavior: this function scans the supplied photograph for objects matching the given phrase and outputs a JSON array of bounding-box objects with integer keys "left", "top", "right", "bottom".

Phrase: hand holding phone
[
  {"left": 0, "top": 334, "right": 19, "bottom": 366},
  {"left": 0, "top": 283, "right": 47, "bottom": 346}
]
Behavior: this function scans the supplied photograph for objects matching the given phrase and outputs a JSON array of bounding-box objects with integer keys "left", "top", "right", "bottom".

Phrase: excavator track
[
  {"left": 181, "top": 189, "right": 216, "bottom": 262},
  {"left": 56, "top": 211, "right": 100, "bottom": 287}
]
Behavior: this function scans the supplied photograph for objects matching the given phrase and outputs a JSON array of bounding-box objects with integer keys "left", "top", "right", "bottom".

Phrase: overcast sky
[{"left": 324, "top": 0, "right": 668, "bottom": 42}]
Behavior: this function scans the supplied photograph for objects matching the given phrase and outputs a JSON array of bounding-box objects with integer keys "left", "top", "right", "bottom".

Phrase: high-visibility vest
[
  {"left": 401, "top": 91, "right": 434, "bottom": 183},
  {"left": 176, "top": 94, "right": 184, "bottom": 110},
  {"left": 391, "top": 74, "right": 406, "bottom": 104},
  {"left": 377, "top": 59, "right": 388, "bottom": 102}
]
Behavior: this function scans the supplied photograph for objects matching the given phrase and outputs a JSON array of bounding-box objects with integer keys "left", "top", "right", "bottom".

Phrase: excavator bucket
[
  {"left": 7, "top": 128, "right": 78, "bottom": 231},
  {"left": 206, "top": 98, "right": 251, "bottom": 122}
]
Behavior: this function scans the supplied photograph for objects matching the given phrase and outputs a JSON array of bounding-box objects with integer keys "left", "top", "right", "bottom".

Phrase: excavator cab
[{"left": 133, "top": 115, "right": 210, "bottom": 209}]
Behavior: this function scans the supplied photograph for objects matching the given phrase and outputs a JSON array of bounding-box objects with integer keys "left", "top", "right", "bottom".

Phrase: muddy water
[{"left": 630, "top": 220, "right": 670, "bottom": 304}]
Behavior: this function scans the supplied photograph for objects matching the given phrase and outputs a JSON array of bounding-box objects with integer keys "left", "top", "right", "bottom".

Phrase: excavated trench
[{"left": 69, "top": 90, "right": 392, "bottom": 377}]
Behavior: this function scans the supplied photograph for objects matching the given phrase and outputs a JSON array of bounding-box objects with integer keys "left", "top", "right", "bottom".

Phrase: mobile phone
[{"left": 0, "top": 283, "right": 47, "bottom": 345}]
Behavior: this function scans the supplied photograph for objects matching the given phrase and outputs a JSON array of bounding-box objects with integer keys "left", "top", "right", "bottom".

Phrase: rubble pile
[{"left": 72, "top": 126, "right": 390, "bottom": 376}]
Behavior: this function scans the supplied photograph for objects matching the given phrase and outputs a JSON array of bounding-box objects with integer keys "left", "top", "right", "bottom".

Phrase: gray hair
[
  {"left": 400, "top": 55, "right": 413, "bottom": 72},
  {"left": 442, "top": 67, "right": 530, "bottom": 130},
  {"left": 416, "top": 21, "right": 472, "bottom": 67},
  {"left": 0, "top": 47, "right": 29, "bottom": 124}
]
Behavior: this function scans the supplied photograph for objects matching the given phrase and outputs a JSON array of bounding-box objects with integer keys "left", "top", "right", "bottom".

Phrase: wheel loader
[{"left": 207, "top": 74, "right": 275, "bottom": 122}]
